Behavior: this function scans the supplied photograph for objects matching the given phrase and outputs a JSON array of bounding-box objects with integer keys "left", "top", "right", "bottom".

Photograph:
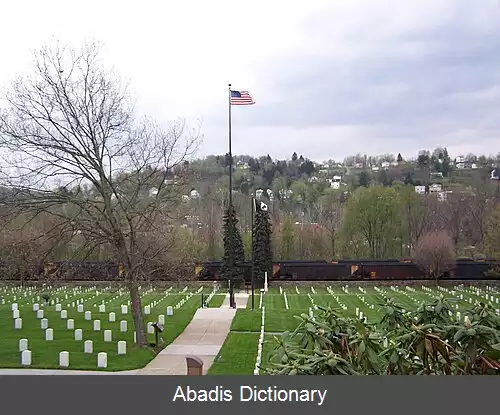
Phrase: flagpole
[
  {"left": 228, "top": 83, "right": 234, "bottom": 308},
  {"left": 250, "top": 196, "right": 255, "bottom": 310},
  {"left": 228, "top": 83, "right": 233, "bottom": 209}
]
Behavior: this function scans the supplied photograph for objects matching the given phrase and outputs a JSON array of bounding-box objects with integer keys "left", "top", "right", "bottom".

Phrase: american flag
[{"left": 230, "top": 90, "right": 255, "bottom": 105}]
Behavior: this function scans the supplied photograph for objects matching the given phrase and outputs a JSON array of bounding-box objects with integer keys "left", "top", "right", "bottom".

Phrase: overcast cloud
[{"left": 1, "top": 0, "right": 500, "bottom": 162}]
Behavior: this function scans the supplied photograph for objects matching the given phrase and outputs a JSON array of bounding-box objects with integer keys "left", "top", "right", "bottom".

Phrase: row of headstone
[{"left": 254, "top": 306, "right": 266, "bottom": 375}]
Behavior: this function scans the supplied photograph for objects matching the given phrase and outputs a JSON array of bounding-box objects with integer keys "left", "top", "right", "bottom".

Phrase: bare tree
[
  {"left": 412, "top": 230, "right": 455, "bottom": 284},
  {"left": 0, "top": 41, "right": 201, "bottom": 346},
  {"left": 318, "top": 191, "right": 345, "bottom": 258}
]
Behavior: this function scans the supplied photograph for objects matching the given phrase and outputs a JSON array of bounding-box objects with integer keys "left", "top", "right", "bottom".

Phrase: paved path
[
  {"left": 0, "top": 292, "right": 249, "bottom": 376},
  {"left": 141, "top": 293, "right": 249, "bottom": 375}
]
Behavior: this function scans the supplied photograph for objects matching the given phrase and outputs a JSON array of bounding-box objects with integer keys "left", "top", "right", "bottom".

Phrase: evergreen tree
[
  {"left": 397, "top": 153, "right": 403, "bottom": 163},
  {"left": 220, "top": 204, "right": 245, "bottom": 282},
  {"left": 252, "top": 200, "right": 273, "bottom": 283}
]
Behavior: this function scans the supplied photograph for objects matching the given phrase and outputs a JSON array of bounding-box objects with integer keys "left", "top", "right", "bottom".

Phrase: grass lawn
[
  {"left": 0, "top": 285, "right": 219, "bottom": 371},
  {"left": 209, "top": 283, "right": 500, "bottom": 375}
]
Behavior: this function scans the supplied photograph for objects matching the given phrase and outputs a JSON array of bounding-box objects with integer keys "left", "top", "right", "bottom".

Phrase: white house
[
  {"left": 414, "top": 185, "right": 426, "bottom": 195},
  {"left": 381, "top": 161, "right": 390, "bottom": 168},
  {"left": 429, "top": 183, "right": 442, "bottom": 193},
  {"left": 329, "top": 175, "right": 342, "bottom": 189},
  {"left": 455, "top": 156, "right": 465, "bottom": 169}
]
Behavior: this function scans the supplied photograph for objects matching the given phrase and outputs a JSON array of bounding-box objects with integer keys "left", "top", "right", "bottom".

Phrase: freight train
[
  {"left": 0, "top": 258, "right": 499, "bottom": 283},
  {"left": 195, "top": 258, "right": 500, "bottom": 283}
]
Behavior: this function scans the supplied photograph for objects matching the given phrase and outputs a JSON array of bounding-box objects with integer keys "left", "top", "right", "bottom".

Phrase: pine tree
[
  {"left": 220, "top": 204, "right": 245, "bottom": 282},
  {"left": 252, "top": 200, "right": 273, "bottom": 283}
]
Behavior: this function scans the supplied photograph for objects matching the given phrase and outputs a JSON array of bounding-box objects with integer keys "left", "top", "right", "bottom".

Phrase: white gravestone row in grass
[
  {"left": 93, "top": 320, "right": 101, "bottom": 331},
  {"left": 283, "top": 291, "right": 289, "bottom": 309},
  {"left": 254, "top": 306, "right": 266, "bottom": 375},
  {"left": 14, "top": 318, "right": 22, "bottom": 329},
  {"left": 167, "top": 306, "right": 173, "bottom": 316},
  {"left": 203, "top": 286, "right": 219, "bottom": 306},
  {"left": 67, "top": 319, "right": 75, "bottom": 330},
  {"left": 41, "top": 318, "right": 48, "bottom": 330},
  {"left": 295, "top": 286, "right": 300, "bottom": 294}
]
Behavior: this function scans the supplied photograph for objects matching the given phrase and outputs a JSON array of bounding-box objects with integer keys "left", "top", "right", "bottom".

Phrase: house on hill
[{"left": 491, "top": 168, "right": 499, "bottom": 180}]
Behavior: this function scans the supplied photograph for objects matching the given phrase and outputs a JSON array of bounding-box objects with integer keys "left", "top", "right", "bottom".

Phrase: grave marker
[
  {"left": 41, "top": 318, "right": 48, "bottom": 329},
  {"left": 118, "top": 341, "right": 126, "bottom": 355},
  {"left": 45, "top": 328, "right": 54, "bottom": 341},
  {"left": 120, "top": 321, "right": 127, "bottom": 332},
  {"left": 14, "top": 318, "right": 22, "bottom": 329},
  {"left": 67, "top": 319, "right": 75, "bottom": 330},
  {"left": 84, "top": 340, "right": 93, "bottom": 353},
  {"left": 21, "top": 350, "right": 31, "bottom": 366},
  {"left": 97, "top": 352, "right": 107, "bottom": 368},
  {"left": 85, "top": 311, "right": 91, "bottom": 320},
  {"left": 61, "top": 310, "right": 68, "bottom": 319},
  {"left": 19, "top": 338, "right": 28, "bottom": 352},
  {"left": 93, "top": 320, "right": 101, "bottom": 331},
  {"left": 104, "top": 330, "right": 112, "bottom": 342},
  {"left": 59, "top": 351, "right": 69, "bottom": 368},
  {"left": 75, "top": 329, "right": 83, "bottom": 341},
  {"left": 109, "top": 312, "right": 116, "bottom": 322},
  {"left": 37, "top": 310, "right": 44, "bottom": 319}
]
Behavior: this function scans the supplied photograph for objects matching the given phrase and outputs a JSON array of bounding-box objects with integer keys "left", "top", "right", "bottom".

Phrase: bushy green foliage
[
  {"left": 265, "top": 296, "right": 500, "bottom": 375},
  {"left": 220, "top": 204, "right": 245, "bottom": 281},
  {"left": 252, "top": 204, "right": 272, "bottom": 282}
]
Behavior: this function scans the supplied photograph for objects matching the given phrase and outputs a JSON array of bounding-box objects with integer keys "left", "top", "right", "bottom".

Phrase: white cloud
[{"left": 1, "top": 0, "right": 500, "bottom": 161}]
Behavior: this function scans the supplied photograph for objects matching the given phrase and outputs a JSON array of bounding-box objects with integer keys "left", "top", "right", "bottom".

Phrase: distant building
[
  {"left": 381, "top": 161, "right": 390, "bottom": 169},
  {"left": 414, "top": 185, "right": 426, "bottom": 194},
  {"left": 329, "top": 175, "right": 342, "bottom": 189},
  {"left": 429, "top": 183, "right": 442, "bottom": 193},
  {"left": 491, "top": 169, "right": 500, "bottom": 180}
]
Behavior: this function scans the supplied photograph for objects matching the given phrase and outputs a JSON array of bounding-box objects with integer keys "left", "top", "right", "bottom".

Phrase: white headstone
[
  {"left": 133, "top": 331, "right": 137, "bottom": 343},
  {"left": 74, "top": 329, "right": 83, "bottom": 341},
  {"left": 158, "top": 315, "right": 165, "bottom": 325},
  {"left": 104, "top": 330, "right": 112, "bottom": 342},
  {"left": 93, "top": 320, "right": 101, "bottom": 331},
  {"left": 66, "top": 319, "right": 74, "bottom": 330},
  {"left": 109, "top": 312, "right": 116, "bottom": 322},
  {"left": 118, "top": 341, "right": 126, "bottom": 355},
  {"left": 84, "top": 340, "right": 93, "bottom": 353},
  {"left": 21, "top": 350, "right": 31, "bottom": 366},
  {"left": 121, "top": 305, "right": 128, "bottom": 314},
  {"left": 14, "top": 318, "right": 22, "bottom": 329},
  {"left": 120, "top": 320, "right": 127, "bottom": 332},
  {"left": 97, "top": 352, "right": 107, "bottom": 368},
  {"left": 19, "top": 338, "right": 28, "bottom": 352},
  {"left": 85, "top": 311, "right": 91, "bottom": 320},
  {"left": 13, "top": 309, "right": 20, "bottom": 319},
  {"left": 99, "top": 305, "right": 105, "bottom": 313},
  {"left": 144, "top": 305, "right": 151, "bottom": 315},
  {"left": 45, "top": 328, "right": 54, "bottom": 341},
  {"left": 12, "top": 303, "right": 18, "bottom": 311},
  {"left": 33, "top": 303, "right": 40, "bottom": 312},
  {"left": 61, "top": 310, "right": 68, "bottom": 319},
  {"left": 147, "top": 323, "right": 154, "bottom": 334},
  {"left": 77, "top": 304, "right": 84, "bottom": 312},
  {"left": 167, "top": 306, "right": 173, "bottom": 316},
  {"left": 55, "top": 304, "right": 62, "bottom": 312},
  {"left": 37, "top": 310, "right": 44, "bottom": 319},
  {"left": 41, "top": 318, "right": 48, "bottom": 329},
  {"left": 59, "top": 351, "right": 69, "bottom": 368}
]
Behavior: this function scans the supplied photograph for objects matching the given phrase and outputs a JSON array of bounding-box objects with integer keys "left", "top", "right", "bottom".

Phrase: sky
[{"left": 1, "top": 0, "right": 500, "bottom": 163}]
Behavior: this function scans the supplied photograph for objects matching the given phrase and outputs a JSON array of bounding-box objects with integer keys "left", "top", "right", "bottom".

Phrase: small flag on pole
[
  {"left": 254, "top": 199, "right": 268, "bottom": 212},
  {"left": 230, "top": 90, "right": 255, "bottom": 105}
]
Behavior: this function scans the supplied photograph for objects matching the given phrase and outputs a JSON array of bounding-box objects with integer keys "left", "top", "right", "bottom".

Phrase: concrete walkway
[
  {"left": 0, "top": 292, "right": 249, "bottom": 376},
  {"left": 141, "top": 293, "right": 249, "bottom": 375}
]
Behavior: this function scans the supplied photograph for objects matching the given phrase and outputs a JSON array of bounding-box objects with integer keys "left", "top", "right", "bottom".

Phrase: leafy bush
[{"left": 264, "top": 296, "right": 500, "bottom": 375}]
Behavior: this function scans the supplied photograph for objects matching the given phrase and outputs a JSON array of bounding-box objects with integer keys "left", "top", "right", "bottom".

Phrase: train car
[
  {"left": 275, "top": 262, "right": 351, "bottom": 281},
  {"left": 350, "top": 262, "right": 427, "bottom": 280}
]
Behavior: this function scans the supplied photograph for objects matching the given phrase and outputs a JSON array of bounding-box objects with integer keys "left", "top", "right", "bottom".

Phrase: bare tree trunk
[{"left": 128, "top": 281, "right": 147, "bottom": 346}]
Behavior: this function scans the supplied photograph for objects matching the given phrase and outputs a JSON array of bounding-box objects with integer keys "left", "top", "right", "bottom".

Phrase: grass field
[
  {"left": 208, "top": 284, "right": 500, "bottom": 375},
  {"left": 0, "top": 284, "right": 226, "bottom": 371}
]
